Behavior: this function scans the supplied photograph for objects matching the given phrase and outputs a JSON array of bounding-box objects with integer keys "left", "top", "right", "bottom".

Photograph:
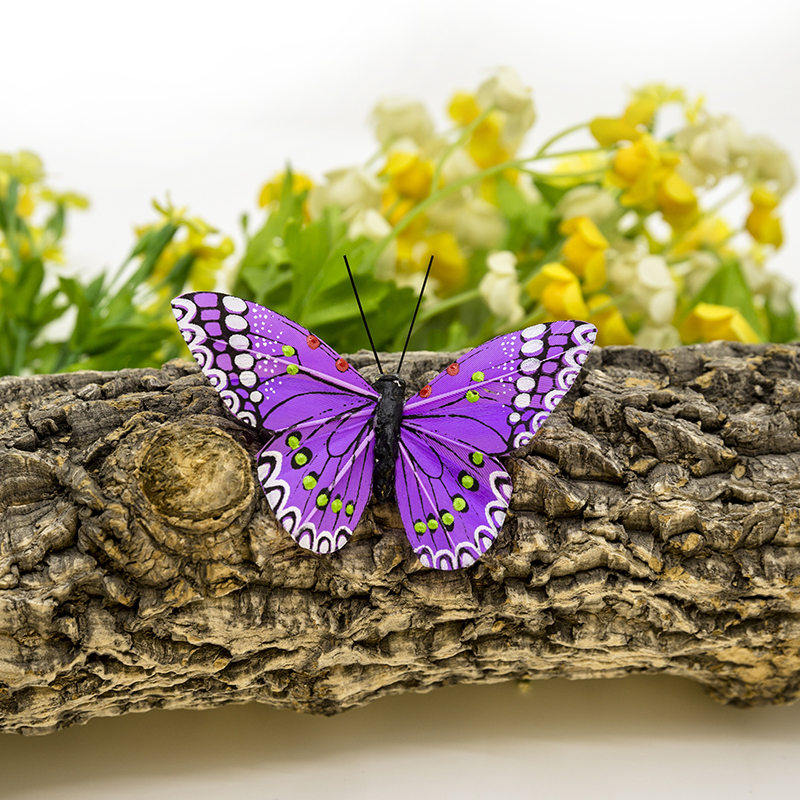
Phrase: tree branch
[{"left": 1, "top": 341, "right": 799, "bottom": 734}]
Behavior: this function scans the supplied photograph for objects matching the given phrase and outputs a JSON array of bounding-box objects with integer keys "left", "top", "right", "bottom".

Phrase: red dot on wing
[
  {"left": 446, "top": 362, "right": 460, "bottom": 376},
  {"left": 419, "top": 384, "right": 432, "bottom": 398},
  {"left": 335, "top": 358, "right": 349, "bottom": 372},
  {"left": 306, "top": 335, "right": 320, "bottom": 349}
]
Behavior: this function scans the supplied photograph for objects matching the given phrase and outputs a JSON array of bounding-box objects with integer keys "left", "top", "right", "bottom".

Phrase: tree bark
[{"left": 1, "top": 341, "right": 799, "bottom": 735}]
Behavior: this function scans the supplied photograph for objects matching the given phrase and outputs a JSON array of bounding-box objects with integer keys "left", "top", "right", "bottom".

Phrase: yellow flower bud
[
  {"left": 468, "top": 112, "right": 510, "bottom": 169},
  {"left": 590, "top": 98, "right": 656, "bottom": 146},
  {"left": 656, "top": 171, "right": 698, "bottom": 228},
  {"left": 449, "top": 92, "right": 480, "bottom": 125},
  {"left": 527, "top": 262, "right": 590, "bottom": 319},
  {"left": 381, "top": 152, "right": 434, "bottom": 201},
  {"left": 414, "top": 232, "right": 467, "bottom": 292},
  {"left": 680, "top": 303, "right": 760, "bottom": 344},
  {"left": 587, "top": 294, "right": 634, "bottom": 346},
  {"left": 258, "top": 171, "right": 314, "bottom": 208},
  {"left": 746, "top": 186, "right": 783, "bottom": 247},
  {"left": 559, "top": 216, "right": 608, "bottom": 293}
]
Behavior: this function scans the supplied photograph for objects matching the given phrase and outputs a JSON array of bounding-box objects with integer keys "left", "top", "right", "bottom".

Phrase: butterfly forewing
[
  {"left": 172, "top": 292, "right": 380, "bottom": 554},
  {"left": 172, "top": 292, "right": 378, "bottom": 432},
  {"left": 402, "top": 321, "right": 597, "bottom": 456},
  {"left": 396, "top": 320, "right": 596, "bottom": 569}
]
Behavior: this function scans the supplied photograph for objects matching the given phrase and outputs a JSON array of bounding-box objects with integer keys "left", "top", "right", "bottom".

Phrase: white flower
[
  {"left": 479, "top": 251, "right": 525, "bottom": 325},
  {"left": 347, "top": 209, "right": 397, "bottom": 281},
  {"left": 475, "top": 67, "right": 536, "bottom": 150},
  {"left": 439, "top": 147, "right": 480, "bottom": 184},
  {"left": 556, "top": 185, "right": 617, "bottom": 224},
  {"left": 457, "top": 197, "right": 505, "bottom": 250},
  {"left": 516, "top": 172, "right": 542, "bottom": 204},
  {"left": 740, "top": 255, "right": 794, "bottom": 316},
  {"left": 371, "top": 97, "right": 434, "bottom": 147},
  {"left": 675, "top": 115, "right": 749, "bottom": 186},
  {"left": 671, "top": 251, "right": 719, "bottom": 297},
  {"left": 743, "top": 136, "right": 796, "bottom": 197},
  {"left": 607, "top": 242, "right": 677, "bottom": 327},
  {"left": 307, "top": 167, "right": 381, "bottom": 222},
  {"left": 635, "top": 324, "right": 681, "bottom": 350},
  {"left": 675, "top": 113, "right": 796, "bottom": 197}
]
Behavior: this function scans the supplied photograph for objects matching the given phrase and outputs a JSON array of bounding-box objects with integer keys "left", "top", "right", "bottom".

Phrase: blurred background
[{"left": 3, "top": 0, "right": 800, "bottom": 796}]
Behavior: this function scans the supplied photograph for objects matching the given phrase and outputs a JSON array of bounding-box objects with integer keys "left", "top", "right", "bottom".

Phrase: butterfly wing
[
  {"left": 172, "top": 292, "right": 379, "bottom": 431},
  {"left": 397, "top": 321, "right": 596, "bottom": 569},
  {"left": 256, "top": 413, "right": 375, "bottom": 554},
  {"left": 172, "top": 291, "right": 379, "bottom": 553}
]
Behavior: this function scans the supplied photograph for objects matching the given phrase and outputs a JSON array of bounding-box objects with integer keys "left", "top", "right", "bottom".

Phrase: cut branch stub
[{"left": 0, "top": 342, "right": 799, "bottom": 735}]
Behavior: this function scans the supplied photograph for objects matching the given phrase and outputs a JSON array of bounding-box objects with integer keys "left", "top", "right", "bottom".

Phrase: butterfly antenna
[
  {"left": 344, "top": 255, "right": 383, "bottom": 373},
  {"left": 396, "top": 255, "right": 433, "bottom": 376}
]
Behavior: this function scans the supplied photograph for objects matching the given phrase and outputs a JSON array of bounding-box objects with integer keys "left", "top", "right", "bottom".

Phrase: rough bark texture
[{"left": 1, "top": 342, "right": 799, "bottom": 735}]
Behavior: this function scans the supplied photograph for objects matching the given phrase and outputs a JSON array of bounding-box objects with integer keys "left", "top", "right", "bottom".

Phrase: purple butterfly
[{"left": 172, "top": 263, "right": 595, "bottom": 570}]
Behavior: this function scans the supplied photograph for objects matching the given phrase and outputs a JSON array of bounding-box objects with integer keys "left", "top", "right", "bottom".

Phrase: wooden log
[{"left": 1, "top": 341, "right": 799, "bottom": 735}]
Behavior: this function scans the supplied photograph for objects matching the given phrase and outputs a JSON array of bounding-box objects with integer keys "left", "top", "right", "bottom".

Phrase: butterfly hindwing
[
  {"left": 172, "top": 291, "right": 379, "bottom": 554},
  {"left": 396, "top": 320, "right": 596, "bottom": 569},
  {"left": 256, "top": 412, "right": 376, "bottom": 553},
  {"left": 395, "top": 426, "right": 511, "bottom": 570}
]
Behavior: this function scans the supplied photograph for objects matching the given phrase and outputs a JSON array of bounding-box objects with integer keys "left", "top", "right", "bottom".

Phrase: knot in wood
[{"left": 139, "top": 422, "right": 254, "bottom": 537}]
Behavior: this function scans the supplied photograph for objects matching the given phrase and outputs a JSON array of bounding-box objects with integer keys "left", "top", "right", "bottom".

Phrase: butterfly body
[
  {"left": 172, "top": 291, "right": 596, "bottom": 570},
  {"left": 371, "top": 372, "right": 406, "bottom": 503}
]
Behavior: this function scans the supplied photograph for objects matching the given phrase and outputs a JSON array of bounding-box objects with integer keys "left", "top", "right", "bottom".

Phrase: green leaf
[
  {"left": 59, "top": 276, "right": 93, "bottom": 347},
  {"left": 533, "top": 178, "right": 572, "bottom": 208},
  {"left": 14, "top": 257, "right": 45, "bottom": 319},
  {"left": 690, "top": 259, "right": 766, "bottom": 340},
  {"left": 765, "top": 296, "right": 798, "bottom": 343},
  {"left": 44, "top": 203, "right": 66, "bottom": 241}
]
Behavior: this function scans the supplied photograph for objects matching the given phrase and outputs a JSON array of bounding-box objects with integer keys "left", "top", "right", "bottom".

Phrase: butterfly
[{"left": 172, "top": 259, "right": 596, "bottom": 570}]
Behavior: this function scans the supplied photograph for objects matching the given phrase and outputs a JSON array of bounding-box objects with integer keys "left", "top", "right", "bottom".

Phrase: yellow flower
[
  {"left": 587, "top": 294, "right": 634, "bottom": 346},
  {"left": 467, "top": 112, "right": 510, "bottom": 169},
  {"left": 381, "top": 151, "right": 434, "bottom": 200},
  {"left": 0, "top": 151, "right": 44, "bottom": 185},
  {"left": 630, "top": 84, "right": 687, "bottom": 110},
  {"left": 258, "top": 171, "right": 314, "bottom": 208},
  {"left": 414, "top": 232, "right": 468, "bottom": 292},
  {"left": 746, "top": 186, "right": 783, "bottom": 247},
  {"left": 559, "top": 216, "right": 608, "bottom": 292},
  {"left": 16, "top": 187, "right": 35, "bottom": 218},
  {"left": 549, "top": 152, "right": 608, "bottom": 188},
  {"left": 526, "top": 262, "right": 589, "bottom": 319},
  {"left": 142, "top": 209, "right": 234, "bottom": 295},
  {"left": 656, "top": 171, "right": 698, "bottom": 229},
  {"left": 670, "top": 215, "right": 732, "bottom": 257},
  {"left": 590, "top": 97, "right": 656, "bottom": 146},
  {"left": 680, "top": 303, "right": 760, "bottom": 344},
  {"left": 608, "top": 134, "right": 664, "bottom": 207},
  {"left": 449, "top": 92, "right": 480, "bottom": 125}
]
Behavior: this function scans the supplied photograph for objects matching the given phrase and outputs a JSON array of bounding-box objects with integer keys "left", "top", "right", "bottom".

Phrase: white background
[{"left": 3, "top": 1, "right": 800, "bottom": 797}]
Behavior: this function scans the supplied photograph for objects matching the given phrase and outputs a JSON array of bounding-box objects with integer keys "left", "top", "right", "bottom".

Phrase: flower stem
[{"left": 533, "top": 123, "right": 590, "bottom": 158}]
